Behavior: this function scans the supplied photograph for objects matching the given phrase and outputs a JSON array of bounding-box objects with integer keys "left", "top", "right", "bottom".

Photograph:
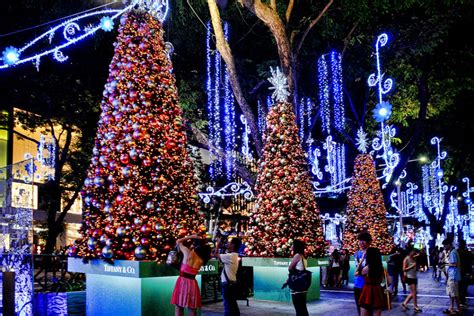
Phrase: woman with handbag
[
  {"left": 171, "top": 234, "right": 211, "bottom": 316},
  {"left": 358, "top": 247, "right": 384, "bottom": 316},
  {"left": 288, "top": 239, "right": 309, "bottom": 316},
  {"left": 401, "top": 248, "right": 422, "bottom": 313}
]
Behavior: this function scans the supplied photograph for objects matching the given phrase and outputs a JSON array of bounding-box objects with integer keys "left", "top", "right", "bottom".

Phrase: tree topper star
[{"left": 268, "top": 66, "right": 290, "bottom": 102}]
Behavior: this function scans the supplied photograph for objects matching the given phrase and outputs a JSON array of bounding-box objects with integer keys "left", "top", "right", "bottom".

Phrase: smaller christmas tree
[
  {"left": 343, "top": 154, "right": 394, "bottom": 254},
  {"left": 245, "top": 67, "right": 326, "bottom": 257}
]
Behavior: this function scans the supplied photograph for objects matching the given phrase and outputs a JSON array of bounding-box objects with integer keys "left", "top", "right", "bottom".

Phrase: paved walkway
[{"left": 202, "top": 270, "right": 473, "bottom": 315}]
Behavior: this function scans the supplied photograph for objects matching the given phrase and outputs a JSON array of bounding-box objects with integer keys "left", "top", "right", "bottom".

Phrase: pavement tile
[{"left": 203, "top": 270, "right": 474, "bottom": 315}]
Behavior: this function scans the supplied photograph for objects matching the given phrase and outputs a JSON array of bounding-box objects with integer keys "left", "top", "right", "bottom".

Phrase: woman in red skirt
[
  {"left": 358, "top": 247, "right": 385, "bottom": 316},
  {"left": 171, "top": 234, "right": 211, "bottom": 316}
]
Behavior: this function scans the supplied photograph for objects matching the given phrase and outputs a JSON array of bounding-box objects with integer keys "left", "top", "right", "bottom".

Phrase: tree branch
[
  {"left": 270, "top": 0, "right": 276, "bottom": 10},
  {"left": 56, "top": 182, "right": 83, "bottom": 226},
  {"left": 294, "top": 0, "right": 333, "bottom": 59},
  {"left": 342, "top": 20, "right": 360, "bottom": 57},
  {"left": 12, "top": 130, "right": 39, "bottom": 145},
  {"left": 188, "top": 124, "right": 256, "bottom": 185},
  {"left": 208, "top": 0, "right": 263, "bottom": 156},
  {"left": 238, "top": 0, "right": 294, "bottom": 96},
  {"left": 286, "top": 0, "right": 294, "bottom": 22}
]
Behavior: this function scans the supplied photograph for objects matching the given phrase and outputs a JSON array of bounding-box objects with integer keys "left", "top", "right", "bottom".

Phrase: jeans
[
  {"left": 291, "top": 292, "right": 308, "bottom": 316},
  {"left": 222, "top": 282, "right": 240, "bottom": 316},
  {"left": 389, "top": 270, "right": 400, "bottom": 293}
]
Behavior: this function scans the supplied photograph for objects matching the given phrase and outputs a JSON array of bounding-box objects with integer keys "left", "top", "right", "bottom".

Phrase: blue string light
[
  {"left": 257, "top": 100, "right": 266, "bottom": 136},
  {"left": 318, "top": 55, "right": 330, "bottom": 135},
  {"left": 330, "top": 52, "right": 345, "bottom": 132},
  {"left": 299, "top": 97, "right": 305, "bottom": 141},
  {"left": 223, "top": 22, "right": 235, "bottom": 181},
  {"left": 205, "top": 21, "right": 216, "bottom": 180}
]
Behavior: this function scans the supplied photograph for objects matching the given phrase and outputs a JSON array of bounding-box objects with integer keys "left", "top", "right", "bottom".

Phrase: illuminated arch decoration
[
  {"left": 0, "top": 0, "right": 170, "bottom": 70},
  {"left": 198, "top": 182, "right": 254, "bottom": 204},
  {"left": 367, "top": 33, "right": 399, "bottom": 185}
]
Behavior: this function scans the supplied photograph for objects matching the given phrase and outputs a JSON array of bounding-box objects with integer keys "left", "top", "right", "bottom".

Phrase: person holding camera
[{"left": 213, "top": 236, "right": 242, "bottom": 316}]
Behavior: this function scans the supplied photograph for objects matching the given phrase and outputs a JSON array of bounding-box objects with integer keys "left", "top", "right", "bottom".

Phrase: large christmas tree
[
  {"left": 75, "top": 8, "right": 204, "bottom": 262},
  {"left": 343, "top": 154, "right": 394, "bottom": 254},
  {"left": 245, "top": 69, "right": 326, "bottom": 257}
]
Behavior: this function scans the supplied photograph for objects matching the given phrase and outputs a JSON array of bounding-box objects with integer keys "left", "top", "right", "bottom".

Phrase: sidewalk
[{"left": 202, "top": 270, "right": 473, "bottom": 315}]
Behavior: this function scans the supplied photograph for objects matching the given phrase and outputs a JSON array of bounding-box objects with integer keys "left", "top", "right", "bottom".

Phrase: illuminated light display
[{"left": 367, "top": 33, "right": 399, "bottom": 184}]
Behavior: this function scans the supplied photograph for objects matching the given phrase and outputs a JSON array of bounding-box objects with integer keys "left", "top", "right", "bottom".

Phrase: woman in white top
[{"left": 288, "top": 239, "right": 309, "bottom": 316}]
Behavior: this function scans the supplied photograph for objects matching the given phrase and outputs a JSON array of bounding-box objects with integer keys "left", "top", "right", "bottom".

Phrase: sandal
[
  {"left": 442, "top": 310, "right": 452, "bottom": 314},
  {"left": 401, "top": 303, "right": 409, "bottom": 311},
  {"left": 414, "top": 307, "right": 423, "bottom": 313}
]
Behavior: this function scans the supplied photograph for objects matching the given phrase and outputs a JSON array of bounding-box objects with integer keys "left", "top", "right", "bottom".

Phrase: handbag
[
  {"left": 287, "top": 258, "right": 312, "bottom": 292},
  {"left": 382, "top": 268, "right": 392, "bottom": 310},
  {"left": 166, "top": 246, "right": 183, "bottom": 270}
]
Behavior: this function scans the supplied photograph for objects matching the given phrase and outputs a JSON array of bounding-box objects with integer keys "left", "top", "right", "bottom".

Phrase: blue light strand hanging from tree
[
  {"left": 223, "top": 22, "right": 235, "bottom": 182},
  {"left": 212, "top": 24, "right": 222, "bottom": 178},
  {"left": 331, "top": 52, "right": 345, "bottom": 132},
  {"left": 257, "top": 100, "right": 266, "bottom": 135},
  {"left": 205, "top": 21, "right": 216, "bottom": 181},
  {"left": 299, "top": 97, "right": 305, "bottom": 141},
  {"left": 318, "top": 55, "right": 330, "bottom": 135},
  {"left": 367, "top": 33, "right": 399, "bottom": 185}
]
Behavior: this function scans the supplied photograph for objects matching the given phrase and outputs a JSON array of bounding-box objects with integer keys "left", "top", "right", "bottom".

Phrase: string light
[
  {"left": 318, "top": 55, "right": 330, "bottom": 135},
  {"left": 330, "top": 52, "right": 344, "bottom": 132},
  {"left": 0, "top": 7, "right": 131, "bottom": 70},
  {"left": 257, "top": 100, "right": 266, "bottom": 135},
  {"left": 223, "top": 22, "right": 235, "bottom": 181},
  {"left": 205, "top": 21, "right": 215, "bottom": 180},
  {"left": 367, "top": 33, "right": 398, "bottom": 184}
]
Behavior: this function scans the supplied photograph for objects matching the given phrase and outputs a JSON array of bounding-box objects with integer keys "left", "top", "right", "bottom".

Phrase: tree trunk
[
  {"left": 238, "top": 0, "right": 294, "bottom": 98},
  {"left": 207, "top": 0, "right": 263, "bottom": 157},
  {"left": 44, "top": 180, "right": 62, "bottom": 254}
]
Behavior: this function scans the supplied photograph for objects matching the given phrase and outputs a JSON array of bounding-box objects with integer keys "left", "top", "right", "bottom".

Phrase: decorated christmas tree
[
  {"left": 74, "top": 7, "right": 205, "bottom": 262},
  {"left": 245, "top": 68, "right": 326, "bottom": 257},
  {"left": 343, "top": 154, "right": 394, "bottom": 254}
]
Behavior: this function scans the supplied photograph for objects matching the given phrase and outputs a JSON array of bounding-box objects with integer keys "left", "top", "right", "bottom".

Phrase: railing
[{"left": 33, "top": 254, "right": 85, "bottom": 292}]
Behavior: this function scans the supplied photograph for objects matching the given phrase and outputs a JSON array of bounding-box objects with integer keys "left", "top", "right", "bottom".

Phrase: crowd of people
[
  {"left": 353, "top": 232, "right": 472, "bottom": 316},
  {"left": 166, "top": 232, "right": 472, "bottom": 316}
]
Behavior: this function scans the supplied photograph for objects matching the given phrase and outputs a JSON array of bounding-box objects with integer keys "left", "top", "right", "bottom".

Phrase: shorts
[
  {"left": 446, "top": 280, "right": 459, "bottom": 297},
  {"left": 405, "top": 278, "right": 417, "bottom": 285}
]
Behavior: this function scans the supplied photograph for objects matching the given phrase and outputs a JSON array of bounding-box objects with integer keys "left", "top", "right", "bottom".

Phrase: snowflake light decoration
[
  {"left": 126, "top": 0, "right": 169, "bottom": 22},
  {"left": 268, "top": 66, "right": 290, "bottom": 102},
  {"left": 2, "top": 46, "right": 20, "bottom": 65},
  {"left": 356, "top": 127, "right": 369, "bottom": 153},
  {"left": 372, "top": 101, "right": 392, "bottom": 123},
  {"left": 100, "top": 17, "right": 114, "bottom": 32}
]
